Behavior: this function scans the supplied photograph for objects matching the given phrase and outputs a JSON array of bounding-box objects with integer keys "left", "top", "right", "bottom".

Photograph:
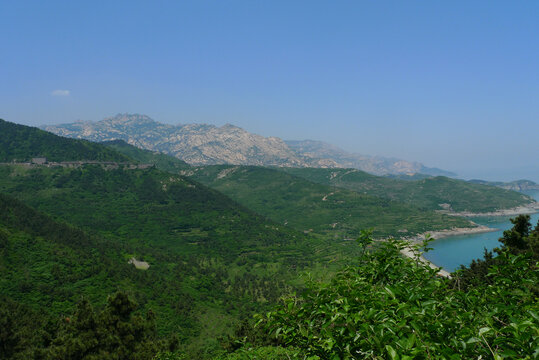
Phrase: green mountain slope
[
  {"left": 279, "top": 167, "right": 534, "bottom": 213},
  {"left": 0, "top": 119, "right": 129, "bottom": 162},
  {"left": 184, "top": 165, "right": 471, "bottom": 238},
  {"left": 0, "top": 163, "right": 338, "bottom": 355},
  {"left": 0, "top": 165, "right": 311, "bottom": 260},
  {"left": 101, "top": 139, "right": 191, "bottom": 172},
  {"left": 0, "top": 192, "right": 198, "bottom": 335},
  {"left": 0, "top": 120, "right": 361, "bottom": 356}
]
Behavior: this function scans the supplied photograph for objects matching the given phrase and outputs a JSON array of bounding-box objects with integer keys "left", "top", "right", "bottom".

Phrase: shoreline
[
  {"left": 400, "top": 246, "right": 452, "bottom": 278},
  {"left": 399, "top": 225, "right": 499, "bottom": 279},
  {"left": 439, "top": 202, "right": 539, "bottom": 217},
  {"left": 404, "top": 224, "right": 498, "bottom": 243},
  {"left": 396, "top": 200, "right": 539, "bottom": 279}
]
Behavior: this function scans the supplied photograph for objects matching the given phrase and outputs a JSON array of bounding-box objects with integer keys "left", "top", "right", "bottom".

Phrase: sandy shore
[{"left": 400, "top": 246, "right": 452, "bottom": 278}]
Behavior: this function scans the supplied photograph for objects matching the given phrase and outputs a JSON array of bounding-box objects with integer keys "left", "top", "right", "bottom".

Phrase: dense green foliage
[
  {"left": 187, "top": 165, "right": 471, "bottom": 238},
  {"left": 0, "top": 119, "right": 129, "bottom": 162},
  {"left": 102, "top": 140, "right": 191, "bottom": 172},
  {"left": 0, "top": 291, "right": 164, "bottom": 359},
  {"left": 0, "top": 164, "right": 324, "bottom": 262},
  {"left": 0, "top": 164, "right": 356, "bottom": 357},
  {"left": 245, "top": 224, "right": 539, "bottom": 359},
  {"left": 279, "top": 167, "right": 534, "bottom": 213}
]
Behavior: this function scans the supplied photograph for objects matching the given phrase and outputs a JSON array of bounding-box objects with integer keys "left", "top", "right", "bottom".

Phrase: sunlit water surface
[{"left": 423, "top": 190, "right": 539, "bottom": 272}]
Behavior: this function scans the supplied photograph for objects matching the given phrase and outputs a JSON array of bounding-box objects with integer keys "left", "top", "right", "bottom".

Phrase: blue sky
[{"left": 1, "top": 1, "right": 537, "bottom": 181}]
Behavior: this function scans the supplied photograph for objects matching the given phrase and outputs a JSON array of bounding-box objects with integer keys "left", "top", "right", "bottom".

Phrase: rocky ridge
[{"left": 43, "top": 114, "right": 452, "bottom": 175}]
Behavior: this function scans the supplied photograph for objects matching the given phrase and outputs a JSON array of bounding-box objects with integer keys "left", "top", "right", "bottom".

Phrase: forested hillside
[
  {"left": 0, "top": 119, "right": 129, "bottom": 162},
  {"left": 0, "top": 120, "right": 358, "bottom": 357},
  {"left": 0, "top": 162, "right": 360, "bottom": 356},
  {"left": 102, "top": 139, "right": 191, "bottom": 172},
  {"left": 185, "top": 165, "right": 471, "bottom": 238},
  {"left": 280, "top": 167, "right": 534, "bottom": 213},
  {"left": 0, "top": 193, "right": 180, "bottom": 358}
]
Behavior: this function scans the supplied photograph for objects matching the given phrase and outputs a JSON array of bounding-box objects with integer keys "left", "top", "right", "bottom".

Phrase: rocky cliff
[
  {"left": 43, "top": 114, "right": 454, "bottom": 175},
  {"left": 43, "top": 114, "right": 337, "bottom": 167}
]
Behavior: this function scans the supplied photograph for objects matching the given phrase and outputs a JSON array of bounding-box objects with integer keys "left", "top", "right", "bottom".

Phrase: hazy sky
[{"left": 1, "top": 1, "right": 537, "bottom": 181}]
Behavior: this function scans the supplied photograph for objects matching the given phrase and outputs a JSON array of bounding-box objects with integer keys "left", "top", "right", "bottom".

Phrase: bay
[{"left": 423, "top": 189, "right": 539, "bottom": 272}]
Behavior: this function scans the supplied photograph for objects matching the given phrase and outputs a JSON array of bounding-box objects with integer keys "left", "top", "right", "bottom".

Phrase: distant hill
[
  {"left": 101, "top": 139, "right": 191, "bottom": 172},
  {"left": 43, "top": 114, "right": 337, "bottom": 168},
  {"left": 42, "top": 113, "right": 455, "bottom": 176},
  {"left": 286, "top": 139, "right": 456, "bottom": 177},
  {"left": 0, "top": 118, "right": 129, "bottom": 162},
  {"left": 279, "top": 168, "right": 535, "bottom": 213},
  {"left": 468, "top": 179, "right": 539, "bottom": 191},
  {"left": 184, "top": 165, "right": 471, "bottom": 238}
]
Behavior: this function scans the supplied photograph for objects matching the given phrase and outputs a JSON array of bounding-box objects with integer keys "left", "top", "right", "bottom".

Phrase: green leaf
[
  {"left": 385, "top": 344, "right": 399, "bottom": 360},
  {"left": 478, "top": 327, "right": 491, "bottom": 336}
]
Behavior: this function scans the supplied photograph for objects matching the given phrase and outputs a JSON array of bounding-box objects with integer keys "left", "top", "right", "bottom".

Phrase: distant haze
[{"left": 1, "top": 2, "right": 537, "bottom": 182}]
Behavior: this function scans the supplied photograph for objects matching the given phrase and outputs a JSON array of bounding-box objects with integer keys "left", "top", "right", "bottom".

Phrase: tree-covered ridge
[
  {"left": 279, "top": 167, "right": 534, "bottom": 213},
  {"left": 0, "top": 165, "right": 314, "bottom": 260},
  {"left": 0, "top": 119, "right": 130, "bottom": 162},
  {"left": 185, "top": 165, "right": 471, "bottom": 238},
  {"left": 0, "top": 164, "right": 361, "bottom": 356},
  {"left": 0, "top": 191, "right": 200, "bottom": 340},
  {"left": 101, "top": 139, "right": 191, "bottom": 172}
]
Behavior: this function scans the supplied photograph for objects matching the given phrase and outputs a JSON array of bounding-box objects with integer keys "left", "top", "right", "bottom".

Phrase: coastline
[
  {"left": 401, "top": 202, "right": 539, "bottom": 275},
  {"left": 399, "top": 225, "right": 499, "bottom": 279},
  {"left": 439, "top": 202, "right": 539, "bottom": 217},
  {"left": 400, "top": 246, "right": 452, "bottom": 278},
  {"left": 395, "top": 198, "right": 539, "bottom": 279},
  {"left": 406, "top": 224, "right": 498, "bottom": 242}
]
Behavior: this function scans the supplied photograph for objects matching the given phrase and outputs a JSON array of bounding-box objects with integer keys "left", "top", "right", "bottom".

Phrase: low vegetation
[
  {"left": 224, "top": 216, "right": 539, "bottom": 359},
  {"left": 280, "top": 167, "right": 534, "bottom": 213}
]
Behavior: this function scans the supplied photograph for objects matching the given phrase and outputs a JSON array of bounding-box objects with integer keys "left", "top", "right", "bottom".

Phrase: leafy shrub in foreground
[{"left": 260, "top": 230, "right": 538, "bottom": 359}]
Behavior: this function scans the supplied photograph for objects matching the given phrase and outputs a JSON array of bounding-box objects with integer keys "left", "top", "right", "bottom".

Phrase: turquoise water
[{"left": 423, "top": 190, "right": 539, "bottom": 272}]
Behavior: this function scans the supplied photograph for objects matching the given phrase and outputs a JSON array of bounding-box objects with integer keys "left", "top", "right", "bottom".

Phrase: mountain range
[{"left": 43, "top": 113, "right": 455, "bottom": 176}]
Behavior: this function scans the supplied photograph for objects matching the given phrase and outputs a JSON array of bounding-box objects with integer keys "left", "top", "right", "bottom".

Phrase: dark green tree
[{"left": 47, "top": 292, "right": 159, "bottom": 360}]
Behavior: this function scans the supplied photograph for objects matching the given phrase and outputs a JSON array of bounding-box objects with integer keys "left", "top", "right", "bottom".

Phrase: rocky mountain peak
[
  {"left": 42, "top": 114, "right": 454, "bottom": 176},
  {"left": 102, "top": 113, "right": 159, "bottom": 127}
]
